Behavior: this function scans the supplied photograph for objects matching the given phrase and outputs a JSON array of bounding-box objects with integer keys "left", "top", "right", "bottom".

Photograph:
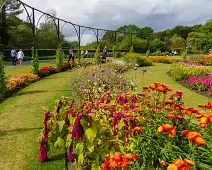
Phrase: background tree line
[{"left": 1, "top": 0, "right": 212, "bottom": 55}]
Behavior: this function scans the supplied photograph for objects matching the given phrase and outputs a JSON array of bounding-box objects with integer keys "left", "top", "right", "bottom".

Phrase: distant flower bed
[
  {"left": 150, "top": 56, "right": 181, "bottom": 64},
  {"left": 201, "top": 56, "right": 212, "bottom": 66},
  {"left": 189, "top": 74, "right": 212, "bottom": 96},
  {"left": 169, "top": 63, "right": 210, "bottom": 81},
  {"left": 6, "top": 73, "right": 40, "bottom": 91}
]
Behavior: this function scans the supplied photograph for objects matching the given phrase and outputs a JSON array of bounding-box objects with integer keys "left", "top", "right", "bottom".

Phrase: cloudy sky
[{"left": 20, "top": 0, "right": 212, "bottom": 45}]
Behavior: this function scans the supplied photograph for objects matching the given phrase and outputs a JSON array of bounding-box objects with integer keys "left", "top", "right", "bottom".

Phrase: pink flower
[{"left": 39, "top": 141, "right": 48, "bottom": 162}]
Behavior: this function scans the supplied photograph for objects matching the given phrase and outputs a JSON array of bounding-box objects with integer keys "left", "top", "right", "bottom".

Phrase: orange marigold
[
  {"left": 160, "top": 161, "right": 167, "bottom": 167},
  {"left": 168, "top": 114, "right": 175, "bottom": 119},
  {"left": 158, "top": 126, "right": 164, "bottom": 133},
  {"left": 163, "top": 124, "right": 173, "bottom": 131},
  {"left": 114, "top": 152, "right": 122, "bottom": 162},
  {"left": 167, "top": 164, "right": 178, "bottom": 170},
  {"left": 174, "top": 160, "right": 185, "bottom": 168},
  {"left": 134, "top": 127, "right": 142, "bottom": 133},
  {"left": 182, "top": 130, "right": 190, "bottom": 137},
  {"left": 200, "top": 117, "right": 209, "bottom": 124},
  {"left": 184, "top": 160, "right": 195, "bottom": 167},
  {"left": 187, "top": 132, "right": 200, "bottom": 141},
  {"left": 195, "top": 136, "right": 206, "bottom": 146}
]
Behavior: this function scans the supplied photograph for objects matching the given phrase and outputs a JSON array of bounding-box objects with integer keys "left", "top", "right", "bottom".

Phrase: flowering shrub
[
  {"left": 38, "top": 83, "right": 212, "bottom": 169},
  {"left": 169, "top": 62, "right": 210, "bottom": 81},
  {"left": 0, "top": 53, "right": 7, "bottom": 98},
  {"left": 71, "top": 62, "right": 136, "bottom": 102},
  {"left": 38, "top": 66, "right": 58, "bottom": 78},
  {"left": 201, "top": 56, "right": 212, "bottom": 66},
  {"left": 6, "top": 73, "right": 40, "bottom": 91},
  {"left": 150, "top": 56, "right": 180, "bottom": 64},
  {"left": 189, "top": 74, "right": 212, "bottom": 96},
  {"left": 123, "top": 53, "right": 153, "bottom": 66}
]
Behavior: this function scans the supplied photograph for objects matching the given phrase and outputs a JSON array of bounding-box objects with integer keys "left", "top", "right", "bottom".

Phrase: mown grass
[{"left": 124, "top": 63, "right": 211, "bottom": 108}]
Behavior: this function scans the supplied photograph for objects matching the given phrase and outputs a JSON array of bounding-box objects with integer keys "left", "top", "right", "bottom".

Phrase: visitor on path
[
  {"left": 103, "top": 47, "right": 108, "bottom": 59},
  {"left": 68, "top": 48, "right": 74, "bottom": 63},
  {"left": 81, "top": 50, "right": 84, "bottom": 58},
  {"left": 17, "top": 49, "right": 24, "bottom": 65},
  {"left": 10, "top": 48, "right": 17, "bottom": 66}
]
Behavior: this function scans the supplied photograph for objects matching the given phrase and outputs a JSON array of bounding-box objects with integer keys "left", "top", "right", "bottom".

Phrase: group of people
[
  {"left": 10, "top": 48, "right": 24, "bottom": 66},
  {"left": 67, "top": 47, "right": 108, "bottom": 63}
]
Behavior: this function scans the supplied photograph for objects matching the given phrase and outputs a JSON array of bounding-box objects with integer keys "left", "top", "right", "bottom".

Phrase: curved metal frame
[{"left": 1, "top": 0, "right": 142, "bottom": 51}]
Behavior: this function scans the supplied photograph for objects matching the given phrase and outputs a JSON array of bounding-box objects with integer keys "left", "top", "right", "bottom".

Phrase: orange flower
[
  {"left": 184, "top": 160, "right": 195, "bottom": 167},
  {"left": 156, "top": 105, "right": 162, "bottom": 109},
  {"left": 167, "top": 164, "right": 178, "bottom": 170},
  {"left": 169, "top": 128, "right": 176, "bottom": 138},
  {"left": 121, "top": 158, "right": 130, "bottom": 168},
  {"left": 186, "top": 110, "right": 192, "bottom": 116},
  {"left": 182, "top": 130, "right": 190, "bottom": 137},
  {"left": 132, "top": 154, "right": 138, "bottom": 162},
  {"left": 163, "top": 124, "right": 172, "bottom": 131},
  {"left": 176, "top": 91, "right": 184, "bottom": 95},
  {"left": 150, "top": 85, "right": 156, "bottom": 90},
  {"left": 187, "top": 132, "right": 200, "bottom": 141},
  {"left": 195, "top": 137, "right": 206, "bottom": 146},
  {"left": 160, "top": 161, "right": 166, "bottom": 167},
  {"left": 134, "top": 127, "right": 142, "bottom": 134},
  {"left": 143, "top": 86, "right": 149, "bottom": 90},
  {"left": 200, "top": 117, "right": 209, "bottom": 124},
  {"left": 101, "top": 163, "right": 107, "bottom": 170},
  {"left": 174, "top": 160, "right": 185, "bottom": 168},
  {"left": 179, "top": 105, "right": 186, "bottom": 110},
  {"left": 168, "top": 114, "right": 175, "bottom": 119},
  {"left": 125, "top": 113, "right": 132, "bottom": 118},
  {"left": 196, "top": 115, "right": 203, "bottom": 119},
  {"left": 176, "top": 115, "right": 183, "bottom": 120},
  {"left": 125, "top": 154, "right": 133, "bottom": 161},
  {"left": 209, "top": 116, "right": 212, "bottom": 123},
  {"left": 178, "top": 165, "right": 190, "bottom": 170},
  {"left": 114, "top": 152, "right": 122, "bottom": 162},
  {"left": 200, "top": 124, "right": 207, "bottom": 129},
  {"left": 196, "top": 110, "right": 202, "bottom": 115},
  {"left": 158, "top": 126, "right": 164, "bottom": 133}
]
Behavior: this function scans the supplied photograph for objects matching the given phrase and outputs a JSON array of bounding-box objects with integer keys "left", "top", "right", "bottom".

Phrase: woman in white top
[{"left": 17, "top": 49, "right": 24, "bottom": 65}]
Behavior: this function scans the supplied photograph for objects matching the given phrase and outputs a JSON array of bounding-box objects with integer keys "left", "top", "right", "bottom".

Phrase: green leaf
[
  {"left": 66, "top": 134, "right": 72, "bottom": 148},
  {"left": 117, "top": 120, "right": 125, "bottom": 130},
  {"left": 58, "top": 120, "right": 65, "bottom": 132},
  {"left": 54, "top": 137, "right": 65, "bottom": 148},
  {"left": 75, "top": 143, "right": 84, "bottom": 155},
  {"left": 78, "top": 153, "right": 84, "bottom": 164},
  {"left": 87, "top": 143, "right": 94, "bottom": 152},
  {"left": 85, "top": 128, "right": 97, "bottom": 143}
]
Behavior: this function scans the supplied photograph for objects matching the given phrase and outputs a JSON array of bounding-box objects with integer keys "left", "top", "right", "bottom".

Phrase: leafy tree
[
  {"left": 170, "top": 36, "right": 186, "bottom": 54},
  {"left": 188, "top": 32, "right": 206, "bottom": 52}
]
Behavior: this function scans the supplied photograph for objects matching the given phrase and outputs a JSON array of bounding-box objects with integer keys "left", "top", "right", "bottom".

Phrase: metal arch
[
  {"left": 45, "top": 15, "right": 58, "bottom": 31},
  {"left": 21, "top": 3, "right": 33, "bottom": 28},
  {"left": 61, "top": 22, "right": 68, "bottom": 32},
  {"left": 36, "top": 13, "right": 45, "bottom": 31},
  {"left": 80, "top": 27, "right": 89, "bottom": 40}
]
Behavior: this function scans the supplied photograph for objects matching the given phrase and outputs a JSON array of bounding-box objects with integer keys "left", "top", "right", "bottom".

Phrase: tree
[
  {"left": 172, "top": 25, "right": 193, "bottom": 40},
  {"left": 150, "top": 37, "right": 166, "bottom": 52},
  {"left": 170, "top": 36, "right": 186, "bottom": 54},
  {"left": 188, "top": 32, "right": 206, "bottom": 52},
  {"left": 0, "top": 0, "right": 23, "bottom": 47},
  {"left": 140, "top": 27, "right": 154, "bottom": 40}
]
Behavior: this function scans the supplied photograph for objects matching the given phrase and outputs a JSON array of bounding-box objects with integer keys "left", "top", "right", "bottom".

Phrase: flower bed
[
  {"left": 201, "top": 56, "right": 212, "bottom": 66},
  {"left": 6, "top": 73, "right": 40, "bottom": 91},
  {"left": 189, "top": 74, "right": 212, "bottom": 96},
  {"left": 150, "top": 56, "right": 181, "bottom": 64},
  {"left": 38, "top": 82, "right": 212, "bottom": 169},
  {"left": 169, "top": 62, "right": 210, "bottom": 81}
]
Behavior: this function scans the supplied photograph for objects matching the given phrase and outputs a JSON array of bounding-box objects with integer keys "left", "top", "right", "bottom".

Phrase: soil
[{"left": 167, "top": 72, "right": 212, "bottom": 99}]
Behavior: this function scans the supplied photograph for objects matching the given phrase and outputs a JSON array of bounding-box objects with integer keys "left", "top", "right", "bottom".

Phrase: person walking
[
  {"left": 10, "top": 48, "right": 17, "bottom": 66},
  {"left": 81, "top": 50, "right": 84, "bottom": 58},
  {"left": 103, "top": 47, "right": 108, "bottom": 59},
  {"left": 68, "top": 48, "right": 74, "bottom": 63},
  {"left": 17, "top": 49, "right": 24, "bottom": 65}
]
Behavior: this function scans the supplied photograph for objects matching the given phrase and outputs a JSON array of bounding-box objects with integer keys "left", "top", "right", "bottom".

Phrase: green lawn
[{"left": 124, "top": 63, "right": 211, "bottom": 108}]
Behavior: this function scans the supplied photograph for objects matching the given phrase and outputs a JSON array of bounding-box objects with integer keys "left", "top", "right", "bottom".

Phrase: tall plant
[
  {"left": 94, "top": 45, "right": 101, "bottom": 64},
  {"left": 31, "top": 46, "right": 39, "bottom": 75},
  {"left": 0, "top": 52, "right": 7, "bottom": 98},
  {"left": 113, "top": 45, "right": 117, "bottom": 58},
  {"left": 130, "top": 45, "right": 134, "bottom": 53},
  {"left": 56, "top": 47, "right": 64, "bottom": 72}
]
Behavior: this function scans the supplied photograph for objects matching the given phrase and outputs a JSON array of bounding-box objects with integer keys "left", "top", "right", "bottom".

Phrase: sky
[{"left": 20, "top": 0, "right": 212, "bottom": 45}]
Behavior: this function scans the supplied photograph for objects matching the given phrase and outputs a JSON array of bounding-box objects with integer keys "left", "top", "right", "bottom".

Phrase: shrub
[
  {"left": 150, "top": 56, "right": 172, "bottom": 64},
  {"left": 94, "top": 45, "right": 101, "bottom": 64},
  {"left": 0, "top": 53, "right": 7, "bottom": 98},
  {"left": 169, "top": 62, "right": 211, "bottom": 81},
  {"left": 186, "top": 55, "right": 207, "bottom": 64},
  {"left": 113, "top": 45, "right": 117, "bottom": 58},
  {"left": 136, "top": 56, "right": 153, "bottom": 67},
  {"left": 56, "top": 48, "right": 64, "bottom": 72}
]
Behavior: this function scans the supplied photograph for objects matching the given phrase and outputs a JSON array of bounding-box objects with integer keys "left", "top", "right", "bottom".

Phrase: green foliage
[
  {"left": 31, "top": 46, "right": 39, "bottom": 75},
  {"left": 181, "top": 49, "right": 188, "bottom": 61},
  {"left": 146, "top": 50, "right": 150, "bottom": 57},
  {"left": 56, "top": 48, "right": 64, "bottom": 72},
  {"left": 188, "top": 32, "right": 207, "bottom": 53},
  {"left": 113, "top": 45, "right": 117, "bottom": 58},
  {"left": 170, "top": 36, "right": 186, "bottom": 54},
  {"left": 136, "top": 56, "right": 153, "bottom": 67},
  {"left": 0, "top": 52, "right": 8, "bottom": 98},
  {"left": 169, "top": 63, "right": 211, "bottom": 81},
  {"left": 94, "top": 45, "right": 101, "bottom": 64},
  {"left": 130, "top": 46, "right": 134, "bottom": 53}
]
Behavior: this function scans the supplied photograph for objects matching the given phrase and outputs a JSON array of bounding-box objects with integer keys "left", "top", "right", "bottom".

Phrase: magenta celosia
[
  {"left": 39, "top": 140, "right": 48, "bottom": 162},
  {"left": 71, "top": 116, "right": 84, "bottom": 141},
  {"left": 113, "top": 112, "right": 124, "bottom": 135}
]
